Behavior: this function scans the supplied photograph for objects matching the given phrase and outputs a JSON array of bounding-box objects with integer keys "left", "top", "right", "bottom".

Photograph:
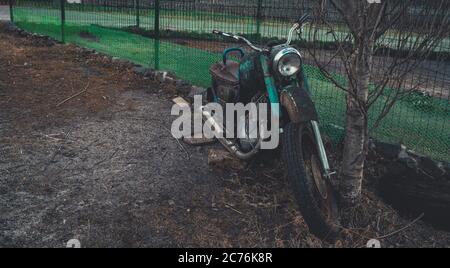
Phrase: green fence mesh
[{"left": 10, "top": 0, "right": 450, "bottom": 162}]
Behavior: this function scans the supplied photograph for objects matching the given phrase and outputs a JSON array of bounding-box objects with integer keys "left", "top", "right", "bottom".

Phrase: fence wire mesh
[{"left": 10, "top": 0, "right": 450, "bottom": 162}]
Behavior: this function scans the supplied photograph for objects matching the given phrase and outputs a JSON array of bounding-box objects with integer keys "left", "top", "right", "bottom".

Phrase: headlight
[{"left": 273, "top": 47, "right": 302, "bottom": 77}]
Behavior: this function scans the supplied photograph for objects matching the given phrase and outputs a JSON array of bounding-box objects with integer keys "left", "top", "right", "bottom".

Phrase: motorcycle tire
[{"left": 282, "top": 123, "right": 339, "bottom": 241}]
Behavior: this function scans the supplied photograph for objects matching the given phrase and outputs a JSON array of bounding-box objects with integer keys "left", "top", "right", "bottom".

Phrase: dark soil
[
  {"left": 1, "top": 22, "right": 449, "bottom": 248},
  {"left": 79, "top": 31, "right": 100, "bottom": 42}
]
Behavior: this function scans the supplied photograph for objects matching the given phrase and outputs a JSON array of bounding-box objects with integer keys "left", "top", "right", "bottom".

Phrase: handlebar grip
[
  {"left": 296, "top": 14, "right": 310, "bottom": 25},
  {"left": 213, "top": 30, "right": 240, "bottom": 41}
]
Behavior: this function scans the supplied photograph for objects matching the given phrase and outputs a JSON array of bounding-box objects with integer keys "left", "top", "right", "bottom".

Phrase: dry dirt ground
[{"left": 1, "top": 22, "right": 449, "bottom": 248}]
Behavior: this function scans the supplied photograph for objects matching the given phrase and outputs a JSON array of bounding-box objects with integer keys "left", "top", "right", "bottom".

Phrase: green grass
[
  {"left": 12, "top": 9, "right": 450, "bottom": 162},
  {"left": 69, "top": 25, "right": 220, "bottom": 86},
  {"left": 14, "top": 21, "right": 222, "bottom": 87}
]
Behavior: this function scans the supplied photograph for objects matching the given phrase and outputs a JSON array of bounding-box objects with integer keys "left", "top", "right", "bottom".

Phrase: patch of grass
[{"left": 66, "top": 24, "right": 222, "bottom": 86}]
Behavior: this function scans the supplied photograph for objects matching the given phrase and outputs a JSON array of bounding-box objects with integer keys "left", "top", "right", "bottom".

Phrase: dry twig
[
  {"left": 162, "top": 125, "right": 190, "bottom": 160},
  {"left": 376, "top": 213, "right": 425, "bottom": 240},
  {"left": 56, "top": 81, "right": 90, "bottom": 107},
  {"left": 225, "top": 203, "right": 244, "bottom": 215}
]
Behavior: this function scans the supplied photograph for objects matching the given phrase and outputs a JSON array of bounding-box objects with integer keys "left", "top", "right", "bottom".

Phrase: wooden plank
[{"left": 172, "top": 96, "right": 190, "bottom": 107}]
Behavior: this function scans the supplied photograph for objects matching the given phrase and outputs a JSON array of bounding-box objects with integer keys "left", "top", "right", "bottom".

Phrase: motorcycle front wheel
[{"left": 282, "top": 123, "right": 339, "bottom": 240}]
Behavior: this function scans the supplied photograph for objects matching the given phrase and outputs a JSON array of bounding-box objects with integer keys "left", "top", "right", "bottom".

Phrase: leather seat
[
  {"left": 225, "top": 60, "right": 240, "bottom": 81},
  {"left": 210, "top": 60, "right": 239, "bottom": 84}
]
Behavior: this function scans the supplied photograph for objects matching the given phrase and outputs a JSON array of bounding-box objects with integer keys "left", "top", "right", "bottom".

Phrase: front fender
[{"left": 280, "top": 86, "right": 319, "bottom": 124}]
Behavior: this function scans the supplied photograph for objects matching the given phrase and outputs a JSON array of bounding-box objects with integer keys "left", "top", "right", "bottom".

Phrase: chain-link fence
[{"left": 9, "top": 0, "right": 450, "bottom": 162}]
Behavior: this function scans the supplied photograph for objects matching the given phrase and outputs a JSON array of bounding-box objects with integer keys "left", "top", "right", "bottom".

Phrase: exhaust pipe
[{"left": 202, "top": 108, "right": 260, "bottom": 160}]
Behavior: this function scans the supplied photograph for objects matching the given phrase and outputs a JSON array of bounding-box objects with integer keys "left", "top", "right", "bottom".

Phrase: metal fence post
[
  {"left": 60, "top": 0, "right": 65, "bottom": 43},
  {"left": 256, "top": 0, "right": 263, "bottom": 38},
  {"left": 135, "top": 0, "right": 140, "bottom": 28},
  {"left": 154, "top": 0, "right": 160, "bottom": 70},
  {"left": 9, "top": 0, "right": 13, "bottom": 23}
]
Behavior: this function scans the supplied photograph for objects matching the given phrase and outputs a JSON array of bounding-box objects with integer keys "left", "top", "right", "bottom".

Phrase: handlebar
[
  {"left": 296, "top": 14, "right": 310, "bottom": 26},
  {"left": 212, "top": 30, "right": 267, "bottom": 52},
  {"left": 213, "top": 14, "right": 310, "bottom": 50},
  {"left": 286, "top": 13, "right": 310, "bottom": 45},
  {"left": 212, "top": 30, "right": 238, "bottom": 40}
]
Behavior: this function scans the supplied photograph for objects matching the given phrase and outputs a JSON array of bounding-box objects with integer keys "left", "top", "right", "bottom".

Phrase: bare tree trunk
[
  {"left": 310, "top": 0, "right": 450, "bottom": 207},
  {"left": 340, "top": 38, "right": 373, "bottom": 206}
]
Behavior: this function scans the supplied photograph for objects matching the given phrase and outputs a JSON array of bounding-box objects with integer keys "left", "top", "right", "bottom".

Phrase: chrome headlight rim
[{"left": 273, "top": 47, "right": 302, "bottom": 77}]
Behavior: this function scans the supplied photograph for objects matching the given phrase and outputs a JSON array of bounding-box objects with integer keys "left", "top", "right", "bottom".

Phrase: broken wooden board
[{"left": 172, "top": 96, "right": 190, "bottom": 107}]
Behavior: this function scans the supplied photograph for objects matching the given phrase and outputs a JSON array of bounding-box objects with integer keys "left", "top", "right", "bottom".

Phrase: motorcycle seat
[{"left": 210, "top": 60, "right": 240, "bottom": 84}]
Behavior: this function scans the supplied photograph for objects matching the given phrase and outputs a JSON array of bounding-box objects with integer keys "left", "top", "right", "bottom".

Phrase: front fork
[
  {"left": 311, "top": 121, "right": 335, "bottom": 178},
  {"left": 260, "top": 55, "right": 334, "bottom": 178},
  {"left": 299, "top": 63, "right": 335, "bottom": 178}
]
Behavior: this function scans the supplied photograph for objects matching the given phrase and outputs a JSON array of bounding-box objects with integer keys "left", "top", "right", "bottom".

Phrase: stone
[{"left": 207, "top": 149, "right": 246, "bottom": 170}]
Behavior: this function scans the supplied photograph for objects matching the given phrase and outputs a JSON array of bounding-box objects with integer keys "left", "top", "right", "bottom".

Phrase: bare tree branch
[{"left": 300, "top": 0, "right": 450, "bottom": 205}]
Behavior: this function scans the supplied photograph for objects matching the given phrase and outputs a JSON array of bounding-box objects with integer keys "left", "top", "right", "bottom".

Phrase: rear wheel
[{"left": 282, "top": 123, "right": 339, "bottom": 240}]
